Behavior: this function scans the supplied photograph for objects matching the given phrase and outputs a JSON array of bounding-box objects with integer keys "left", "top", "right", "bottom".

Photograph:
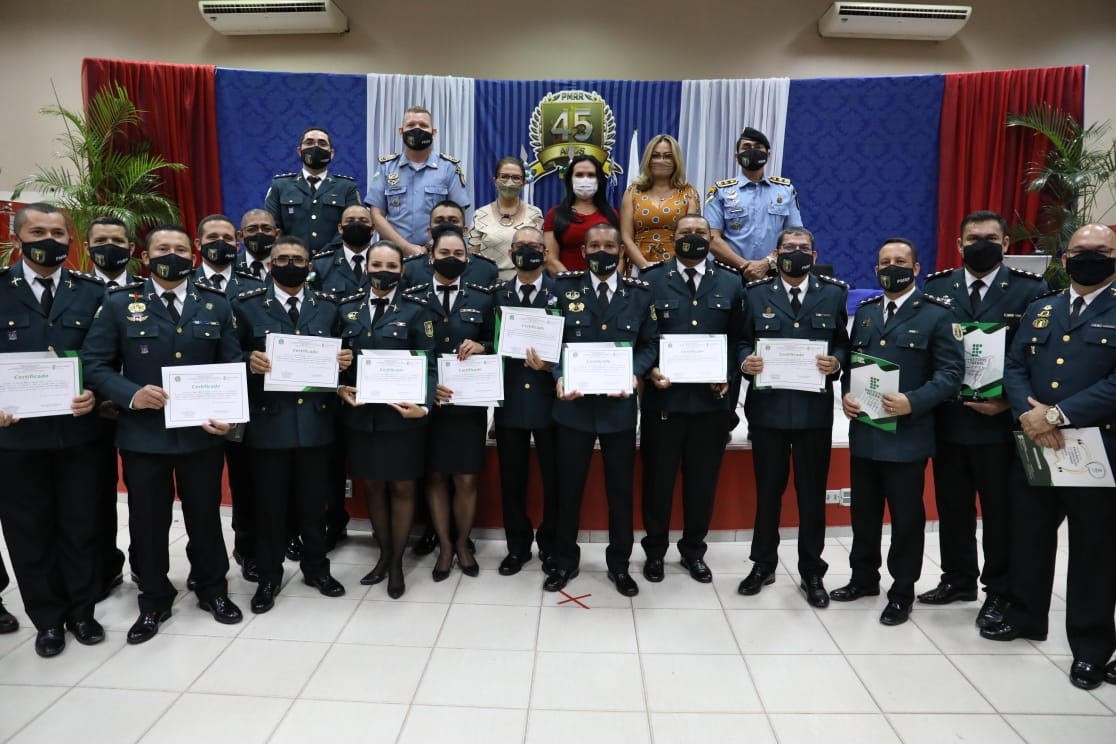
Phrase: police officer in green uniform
[
  {"left": 0, "top": 203, "right": 105, "bottom": 657},
  {"left": 367, "top": 106, "right": 470, "bottom": 256},
  {"left": 544, "top": 223, "right": 659, "bottom": 597},
  {"left": 311, "top": 204, "right": 373, "bottom": 299},
  {"left": 984, "top": 224, "right": 1116, "bottom": 691},
  {"left": 232, "top": 235, "right": 349, "bottom": 614},
  {"left": 236, "top": 208, "right": 280, "bottom": 280},
  {"left": 919, "top": 210, "right": 1046, "bottom": 627},
  {"left": 82, "top": 224, "right": 245, "bottom": 644},
  {"left": 265, "top": 126, "right": 361, "bottom": 254},
  {"left": 401, "top": 200, "right": 498, "bottom": 290},
  {"left": 639, "top": 215, "right": 746, "bottom": 585},
  {"left": 834, "top": 237, "right": 964, "bottom": 627}
]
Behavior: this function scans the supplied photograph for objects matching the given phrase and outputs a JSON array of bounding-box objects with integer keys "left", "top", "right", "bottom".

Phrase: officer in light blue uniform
[{"left": 706, "top": 127, "right": 802, "bottom": 281}]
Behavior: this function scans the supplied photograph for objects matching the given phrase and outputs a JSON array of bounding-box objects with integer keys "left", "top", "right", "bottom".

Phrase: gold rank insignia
[
  {"left": 424, "top": 320, "right": 434, "bottom": 338},
  {"left": 650, "top": 305, "right": 656, "bottom": 320},
  {"left": 347, "top": 311, "right": 359, "bottom": 320},
  {"left": 1037, "top": 309, "right": 1051, "bottom": 318},
  {"left": 387, "top": 172, "right": 400, "bottom": 187},
  {"left": 1033, "top": 318, "right": 1049, "bottom": 328},
  {"left": 952, "top": 323, "right": 964, "bottom": 341},
  {"left": 565, "top": 290, "right": 581, "bottom": 300},
  {"left": 568, "top": 302, "right": 585, "bottom": 312},
  {"left": 128, "top": 302, "right": 145, "bottom": 313}
]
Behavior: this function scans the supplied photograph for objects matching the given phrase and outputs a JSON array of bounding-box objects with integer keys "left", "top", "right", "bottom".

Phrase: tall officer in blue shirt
[
  {"left": 367, "top": 105, "right": 470, "bottom": 256},
  {"left": 919, "top": 210, "right": 1046, "bottom": 627},
  {"left": 834, "top": 237, "right": 964, "bottom": 626},
  {"left": 0, "top": 203, "right": 105, "bottom": 657},
  {"left": 739, "top": 227, "right": 850, "bottom": 607},
  {"left": 265, "top": 126, "right": 361, "bottom": 254},
  {"left": 706, "top": 127, "right": 802, "bottom": 282},
  {"left": 640, "top": 215, "right": 746, "bottom": 585},
  {"left": 984, "top": 224, "right": 1116, "bottom": 691}
]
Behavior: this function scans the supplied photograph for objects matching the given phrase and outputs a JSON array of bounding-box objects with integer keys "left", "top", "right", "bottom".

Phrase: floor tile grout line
[
  {"left": 719, "top": 567, "right": 781, "bottom": 744},
  {"left": 522, "top": 593, "right": 546, "bottom": 744}
]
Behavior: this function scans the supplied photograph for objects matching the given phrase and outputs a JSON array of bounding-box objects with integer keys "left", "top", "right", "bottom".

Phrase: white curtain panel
[
  {"left": 678, "top": 78, "right": 791, "bottom": 200},
  {"left": 365, "top": 73, "right": 477, "bottom": 212}
]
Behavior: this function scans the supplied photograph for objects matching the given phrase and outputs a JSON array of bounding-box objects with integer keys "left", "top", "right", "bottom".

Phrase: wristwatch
[{"left": 1044, "top": 406, "right": 1064, "bottom": 426}]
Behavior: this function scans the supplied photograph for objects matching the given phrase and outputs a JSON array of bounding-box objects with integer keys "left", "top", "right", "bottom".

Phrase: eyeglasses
[
  {"left": 649, "top": 152, "right": 675, "bottom": 161},
  {"left": 271, "top": 256, "right": 309, "bottom": 267},
  {"left": 777, "top": 243, "right": 813, "bottom": 253},
  {"left": 496, "top": 175, "right": 525, "bottom": 184},
  {"left": 511, "top": 242, "right": 544, "bottom": 251}
]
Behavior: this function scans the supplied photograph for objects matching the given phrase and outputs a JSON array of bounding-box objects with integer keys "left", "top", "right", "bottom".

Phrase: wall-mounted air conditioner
[
  {"left": 198, "top": 1, "right": 349, "bottom": 36},
  {"left": 818, "top": 3, "right": 972, "bottom": 41}
]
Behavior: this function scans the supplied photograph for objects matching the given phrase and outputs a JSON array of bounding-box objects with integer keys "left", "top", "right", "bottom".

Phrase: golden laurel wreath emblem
[{"left": 527, "top": 90, "right": 622, "bottom": 181}]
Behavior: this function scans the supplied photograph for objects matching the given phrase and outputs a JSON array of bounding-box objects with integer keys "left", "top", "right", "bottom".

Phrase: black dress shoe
[
  {"left": 303, "top": 575, "right": 346, "bottom": 597},
  {"left": 1104, "top": 660, "right": 1116, "bottom": 685},
  {"left": 35, "top": 627, "right": 66, "bottom": 658},
  {"left": 543, "top": 567, "right": 579, "bottom": 592},
  {"left": 239, "top": 558, "right": 259, "bottom": 583},
  {"left": 459, "top": 557, "right": 480, "bottom": 578},
  {"left": 285, "top": 536, "right": 304, "bottom": 562},
  {"left": 197, "top": 595, "right": 244, "bottom": 625},
  {"left": 0, "top": 599, "right": 18, "bottom": 634},
  {"left": 541, "top": 558, "right": 559, "bottom": 577},
  {"left": 880, "top": 600, "right": 911, "bottom": 626},
  {"left": 801, "top": 575, "right": 830, "bottom": 608},
  {"left": 66, "top": 617, "right": 105, "bottom": 645},
  {"left": 607, "top": 570, "right": 639, "bottom": 597},
  {"left": 737, "top": 566, "right": 776, "bottom": 596},
  {"left": 432, "top": 552, "right": 454, "bottom": 582},
  {"left": 829, "top": 582, "right": 880, "bottom": 602},
  {"left": 643, "top": 557, "right": 665, "bottom": 583},
  {"left": 1070, "top": 660, "right": 1104, "bottom": 690},
  {"left": 537, "top": 549, "right": 550, "bottom": 565},
  {"left": 251, "top": 582, "right": 279, "bottom": 614},
  {"left": 360, "top": 563, "right": 388, "bottom": 586},
  {"left": 387, "top": 571, "right": 406, "bottom": 599},
  {"left": 979, "top": 621, "right": 1046, "bottom": 642},
  {"left": 498, "top": 553, "right": 531, "bottom": 576},
  {"left": 975, "top": 594, "right": 1009, "bottom": 629},
  {"left": 680, "top": 556, "right": 713, "bottom": 583},
  {"left": 917, "top": 582, "right": 977, "bottom": 605},
  {"left": 127, "top": 609, "right": 172, "bottom": 645},
  {"left": 467, "top": 538, "right": 477, "bottom": 555},
  {"left": 413, "top": 528, "right": 438, "bottom": 557}
]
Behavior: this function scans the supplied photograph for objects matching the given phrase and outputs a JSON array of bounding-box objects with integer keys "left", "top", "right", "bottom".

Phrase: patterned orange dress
[{"left": 630, "top": 184, "right": 700, "bottom": 263}]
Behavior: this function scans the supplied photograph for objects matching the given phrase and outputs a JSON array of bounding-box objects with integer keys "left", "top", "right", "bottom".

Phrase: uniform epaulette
[
  {"left": 338, "top": 290, "right": 366, "bottom": 305},
  {"left": 858, "top": 293, "right": 884, "bottom": 307},
  {"left": 404, "top": 283, "right": 429, "bottom": 293},
  {"left": 1007, "top": 266, "right": 1044, "bottom": 281},
  {"left": 110, "top": 281, "right": 144, "bottom": 293},
  {"left": 234, "top": 287, "right": 267, "bottom": 301},
  {"left": 472, "top": 253, "right": 496, "bottom": 266},
  {"left": 1034, "top": 287, "right": 1064, "bottom": 301},
  {"left": 311, "top": 247, "right": 338, "bottom": 260},
  {"left": 0, "top": 265, "right": 9, "bottom": 277},
  {"left": 273, "top": 172, "right": 298, "bottom": 179},
  {"left": 768, "top": 175, "right": 793, "bottom": 186},
  {"left": 332, "top": 173, "right": 356, "bottom": 182},
  {"left": 746, "top": 276, "right": 775, "bottom": 288},
  {"left": 403, "top": 253, "right": 426, "bottom": 263},
  {"left": 622, "top": 276, "right": 649, "bottom": 289},
  {"left": 402, "top": 292, "right": 429, "bottom": 306},
  {"left": 378, "top": 153, "right": 400, "bottom": 163},
  {"left": 69, "top": 270, "right": 104, "bottom": 285},
  {"left": 640, "top": 261, "right": 666, "bottom": 273},
  {"left": 715, "top": 178, "right": 738, "bottom": 189},
  {"left": 713, "top": 260, "right": 740, "bottom": 275},
  {"left": 464, "top": 282, "right": 491, "bottom": 294},
  {"left": 489, "top": 280, "right": 511, "bottom": 292},
  {"left": 197, "top": 283, "right": 226, "bottom": 295},
  {"left": 312, "top": 290, "right": 339, "bottom": 303},
  {"left": 555, "top": 270, "right": 586, "bottom": 279},
  {"left": 439, "top": 152, "right": 460, "bottom": 164},
  {"left": 922, "top": 293, "right": 952, "bottom": 309},
  {"left": 234, "top": 270, "right": 259, "bottom": 281},
  {"left": 817, "top": 274, "right": 849, "bottom": 289},
  {"left": 925, "top": 268, "right": 954, "bottom": 281}
]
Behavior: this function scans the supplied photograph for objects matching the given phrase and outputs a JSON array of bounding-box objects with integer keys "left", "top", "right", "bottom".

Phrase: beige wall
[{"left": 2, "top": 0, "right": 1115, "bottom": 211}]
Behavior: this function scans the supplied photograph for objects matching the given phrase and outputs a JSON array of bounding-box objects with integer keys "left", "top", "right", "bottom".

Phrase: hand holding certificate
[
  {"left": 1014, "top": 427, "right": 1116, "bottom": 487},
  {"left": 496, "top": 307, "right": 564, "bottom": 364},
  {"left": 847, "top": 352, "right": 901, "bottom": 432},
  {"left": 263, "top": 333, "right": 342, "bottom": 392},
  {"left": 355, "top": 350, "right": 428, "bottom": 404},
  {"left": 437, "top": 354, "right": 504, "bottom": 406},
  {"left": 161, "top": 363, "right": 249, "bottom": 429},
  {"left": 959, "top": 323, "right": 1007, "bottom": 399},
  {"left": 562, "top": 342, "right": 634, "bottom": 397},
  {"left": 659, "top": 334, "right": 727, "bottom": 383},
  {"left": 0, "top": 353, "right": 82, "bottom": 420},
  {"left": 753, "top": 338, "right": 827, "bottom": 392}
]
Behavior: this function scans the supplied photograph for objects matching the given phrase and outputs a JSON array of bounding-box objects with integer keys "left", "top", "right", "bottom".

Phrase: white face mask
[{"left": 571, "top": 176, "right": 598, "bottom": 198}]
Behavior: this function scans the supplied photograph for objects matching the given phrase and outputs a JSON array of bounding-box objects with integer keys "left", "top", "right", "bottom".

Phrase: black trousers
[
  {"left": 226, "top": 440, "right": 255, "bottom": 558},
  {"left": 95, "top": 437, "right": 127, "bottom": 585},
  {"left": 552, "top": 426, "right": 636, "bottom": 573},
  {"left": 121, "top": 447, "right": 229, "bottom": 613},
  {"left": 749, "top": 426, "right": 831, "bottom": 577},
  {"left": 0, "top": 445, "right": 101, "bottom": 629},
  {"left": 248, "top": 445, "right": 331, "bottom": 584},
  {"left": 931, "top": 439, "right": 1014, "bottom": 594},
  {"left": 325, "top": 420, "right": 351, "bottom": 534},
  {"left": 849, "top": 456, "right": 927, "bottom": 605},
  {"left": 0, "top": 550, "right": 8, "bottom": 593},
  {"left": 640, "top": 410, "right": 725, "bottom": 562},
  {"left": 1004, "top": 462, "right": 1116, "bottom": 665},
  {"left": 495, "top": 425, "right": 558, "bottom": 558}
]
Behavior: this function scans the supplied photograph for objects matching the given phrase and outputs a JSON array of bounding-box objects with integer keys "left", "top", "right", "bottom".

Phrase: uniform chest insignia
[
  {"left": 1037, "top": 310, "right": 1051, "bottom": 318},
  {"left": 387, "top": 172, "right": 400, "bottom": 187},
  {"left": 1000, "top": 282, "right": 1009, "bottom": 289},
  {"left": 565, "top": 290, "right": 581, "bottom": 300},
  {"left": 7, "top": 330, "right": 16, "bottom": 341},
  {"left": 952, "top": 282, "right": 961, "bottom": 289},
  {"left": 66, "top": 280, "right": 74, "bottom": 290},
  {"left": 861, "top": 318, "right": 871, "bottom": 327},
  {"left": 952, "top": 323, "right": 964, "bottom": 341},
  {"left": 726, "top": 190, "right": 738, "bottom": 199},
  {"left": 762, "top": 307, "right": 775, "bottom": 319},
  {"left": 776, "top": 196, "right": 783, "bottom": 204},
  {"left": 128, "top": 302, "right": 146, "bottom": 313},
  {"left": 1033, "top": 318, "right": 1048, "bottom": 328},
  {"left": 138, "top": 344, "right": 149, "bottom": 354},
  {"left": 424, "top": 320, "right": 434, "bottom": 338},
  {"left": 127, "top": 314, "right": 149, "bottom": 323},
  {"left": 568, "top": 302, "right": 585, "bottom": 312},
  {"left": 347, "top": 311, "right": 359, "bottom": 320}
]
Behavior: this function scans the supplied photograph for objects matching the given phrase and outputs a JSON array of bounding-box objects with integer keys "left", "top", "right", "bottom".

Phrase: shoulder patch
[
  {"left": 817, "top": 274, "right": 849, "bottom": 289},
  {"left": 1034, "top": 287, "right": 1064, "bottom": 302},
  {"left": 69, "top": 270, "right": 104, "bottom": 285},
  {"left": 489, "top": 280, "right": 511, "bottom": 292},
  {"left": 555, "top": 270, "right": 586, "bottom": 280},
  {"left": 713, "top": 260, "right": 740, "bottom": 275},
  {"left": 312, "top": 290, "right": 339, "bottom": 302},
  {"left": 439, "top": 152, "right": 460, "bottom": 164},
  {"left": 273, "top": 172, "right": 298, "bottom": 179},
  {"left": 404, "top": 283, "right": 429, "bottom": 294},
  {"left": 621, "top": 276, "right": 649, "bottom": 289},
  {"left": 338, "top": 290, "right": 367, "bottom": 305},
  {"left": 109, "top": 281, "right": 144, "bottom": 294},
  {"left": 925, "top": 268, "right": 954, "bottom": 281},
  {"left": 858, "top": 293, "right": 884, "bottom": 307},
  {"left": 1007, "top": 266, "right": 1044, "bottom": 281},
  {"left": 234, "top": 287, "right": 267, "bottom": 301},
  {"left": 922, "top": 293, "right": 952, "bottom": 309},
  {"left": 234, "top": 270, "right": 259, "bottom": 281},
  {"left": 378, "top": 153, "right": 400, "bottom": 163},
  {"left": 197, "top": 283, "right": 227, "bottom": 296},
  {"left": 746, "top": 276, "right": 775, "bottom": 289},
  {"left": 464, "top": 282, "right": 491, "bottom": 294},
  {"left": 312, "top": 247, "right": 338, "bottom": 260},
  {"left": 402, "top": 292, "right": 430, "bottom": 306},
  {"left": 768, "top": 175, "right": 792, "bottom": 186},
  {"left": 332, "top": 173, "right": 356, "bottom": 182},
  {"left": 715, "top": 178, "right": 738, "bottom": 189}
]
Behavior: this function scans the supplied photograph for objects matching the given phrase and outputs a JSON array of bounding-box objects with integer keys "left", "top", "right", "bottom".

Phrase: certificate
[
  {"left": 1014, "top": 427, "right": 1116, "bottom": 487},
  {"left": 437, "top": 354, "right": 504, "bottom": 406},
  {"left": 563, "top": 342, "right": 634, "bottom": 396},
  {"left": 659, "top": 334, "right": 727, "bottom": 383},
  {"left": 263, "top": 333, "right": 341, "bottom": 392},
  {"left": 162, "top": 363, "right": 249, "bottom": 429},
  {"left": 355, "top": 350, "right": 428, "bottom": 404},
  {"left": 0, "top": 353, "right": 82, "bottom": 419},
  {"left": 959, "top": 323, "right": 1006, "bottom": 399},
  {"left": 496, "top": 307, "right": 565, "bottom": 364},
  {"left": 848, "top": 352, "right": 900, "bottom": 432},
  {"left": 754, "top": 338, "right": 828, "bottom": 392}
]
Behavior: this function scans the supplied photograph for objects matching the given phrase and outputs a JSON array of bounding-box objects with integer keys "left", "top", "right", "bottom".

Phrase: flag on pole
[
  {"left": 624, "top": 128, "right": 641, "bottom": 193},
  {"left": 519, "top": 144, "right": 534, "bottom": 208}
]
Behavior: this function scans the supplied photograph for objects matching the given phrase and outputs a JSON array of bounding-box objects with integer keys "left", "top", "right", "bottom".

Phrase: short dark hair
[
  {"left": 431, "top": 224, "right": 468, "bottom": 252},
  {"left": 879, "top": 236, "right": 918, "bottom": 263},
  {"left": 493, "top": 156, "right": 526, "bottom": 179},
  {"left": 369, "top": 238, "right": 404, "bottom": 261},
  {"left": 197, "top": 213, "right": 235, "bottom": 238},
  {"left": 146, "top": 223, "right": 190, "bottom": 243},
  {"left": 959, "top": 210, "right": 1008, "bottom": 237},
  {"left": 675, "top": 214, "right": 710, "bottom": 233},
  {"left": 299, "top": 126, "right": 332, "bottom": 147},
  {"left": 584, "top": 222, "right": 621, "bottom": 243},
  {"left": 430, "top": 199, "right": 465, "bottom": 223},
  {"left": 777, "top": 226, "right": 815, "bottom": 249},
  {"left": 86, "top": 216, "right": 130, "bottom": 242},
  {"left": 13, "top": 202, "right": 62, "bottom": 234},
  {"left": 273, "top": 234, "right": 308, "bottom": 255}
]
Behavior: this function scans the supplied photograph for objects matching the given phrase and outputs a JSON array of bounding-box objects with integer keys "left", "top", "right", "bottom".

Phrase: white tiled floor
[{"left": 1, "top": 508, "right": 1114, "bottom": 743}]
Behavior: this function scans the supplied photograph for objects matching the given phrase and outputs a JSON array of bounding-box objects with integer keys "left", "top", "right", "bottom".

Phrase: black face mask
[
  {"left": 341, "top": 222, "right": 373, "bottom": 248},
  {"left": 778, "top": 250, "right": 813, "bottom": 278},
  {"left": 369, "top": 270, "right": 401, "bottom": 292},
  {"left": 1065, "top": 250, "right": 1116, "bottom": 287},
  {"left": 432, "top": 256, "right": 467, "bottom": 281},
  {"left": 586, "top": 250, "right": 619, "bottom": 276},
  {"left": 148, "top": 252, "right": 194, "bottom": 281},
  {"left": 301, "top": 145, "right": 331, "bottom": 170},
  {"left": 90, "top": 243, "right": 131, "bottom": 272},
  {"left": 21, "top": 238, "right": 70, "bottom": 267},
  {"left": 737, "top": 148, "right": 768, "bottom": 171},
  {"left": 270, "top": 263, "right": 310, "bottom": 288},
  {"left": 244, "top": 233, "right": 276, "bottom": 259},
  {"left": 403, "top": 127, "right": 434, "bottom": 151},
  {"left": 962, "top": 239, "right": 1003, "bottom": 274},
  {"left": 511, "top": 247, "right": 545, "bottom": 271},
  {"left": 675, "top": 234, "right": 709, "bottom": 261},
  {"left": 877, "top": 264, "right": 916, "bottom": 293},
  {"left": 201, "top": 240, "right": 238, "bottom": 267}
]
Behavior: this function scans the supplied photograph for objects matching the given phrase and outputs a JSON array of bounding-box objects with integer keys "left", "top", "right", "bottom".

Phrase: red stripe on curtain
[
  {"left": 80, "top": 58, "right": 222, "bottom": 240},
  {"left": 936, "top": 66, "right": 1085, "bottom": 271}
]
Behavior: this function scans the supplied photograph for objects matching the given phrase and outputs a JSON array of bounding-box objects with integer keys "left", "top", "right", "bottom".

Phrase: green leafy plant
[{"left": 12, "top": 82, "right": 185, "bottom": 271}]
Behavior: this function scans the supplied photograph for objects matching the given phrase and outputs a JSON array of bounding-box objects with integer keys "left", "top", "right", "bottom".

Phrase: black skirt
[
  {"left": 427, "top": 406, "right": 488, "bottom": 475},
  {"left": 346, "top": 426, "right": 427, "bottom": 482}
]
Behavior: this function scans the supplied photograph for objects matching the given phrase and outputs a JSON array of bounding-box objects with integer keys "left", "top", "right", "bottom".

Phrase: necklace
[{"left": 497, "top": 200, "right": 523, "bottom": 226}]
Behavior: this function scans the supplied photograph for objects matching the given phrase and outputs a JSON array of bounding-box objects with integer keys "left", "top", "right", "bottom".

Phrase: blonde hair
[{"left": 632, "top": 134, "right": 688, "bottom": 191}]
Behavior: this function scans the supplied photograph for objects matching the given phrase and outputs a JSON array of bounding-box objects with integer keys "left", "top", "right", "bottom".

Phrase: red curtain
[
  {"left": 81, "top": 58, "right": 222, "bottom": 240},
  {"left": 935, "top": 66, "right": 1085, "bottom": 271}
]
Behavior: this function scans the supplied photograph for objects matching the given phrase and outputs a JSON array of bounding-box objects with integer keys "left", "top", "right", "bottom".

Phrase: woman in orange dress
[{"left": 620, "top": 134, "right": 700, "bottom": 270}]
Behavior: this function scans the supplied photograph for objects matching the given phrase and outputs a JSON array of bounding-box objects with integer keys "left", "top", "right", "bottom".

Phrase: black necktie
[
  {"left": 439, "top": 285, "right": 454, "bottom": 315},
  {"left": 211, "top": 273, "right": 225, "bottom": 290},
  {"left": 597, "top": 281, "right": 610, "bottom": 311},
  {"left": 886, "top": 300, "right": 897, "bottom": 325},
  {"left": 520, "top": 284, "right": 535, "bottom": 305},
  {"left": 307, "top": 175, "right": 320, "bottom": 194},
  {"left": 106, "top": 279, "right": 119, "bottom": 289},
  {"left": 790, "top": 286, "right": 801, "bottom": 314},
  {"left": 37, "top": 277, "right": 54, "bottom": 314},
  {"left": 163, "top": 290, "right": 180, "bottom": 323},
  {"left": 352, "top": 254, "right": 364, "bottom": 277},
  {"left": 250, "top": 261, "right": 263, "bottom": 278},
  {"left": 969, "top": 278, "right": 984, "bottom": 313},
  {"left": 1070, "top": 296, "right": 1085, "bottom": 322},
  {"left": 286, "top": 296, "right": 299, "bottom": 325},
  {"left": 371, "top": 297, "right": 388, "bottom": 324},
  {"left": 685, "top": 267, "right": 698, "bottom": 296}
]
